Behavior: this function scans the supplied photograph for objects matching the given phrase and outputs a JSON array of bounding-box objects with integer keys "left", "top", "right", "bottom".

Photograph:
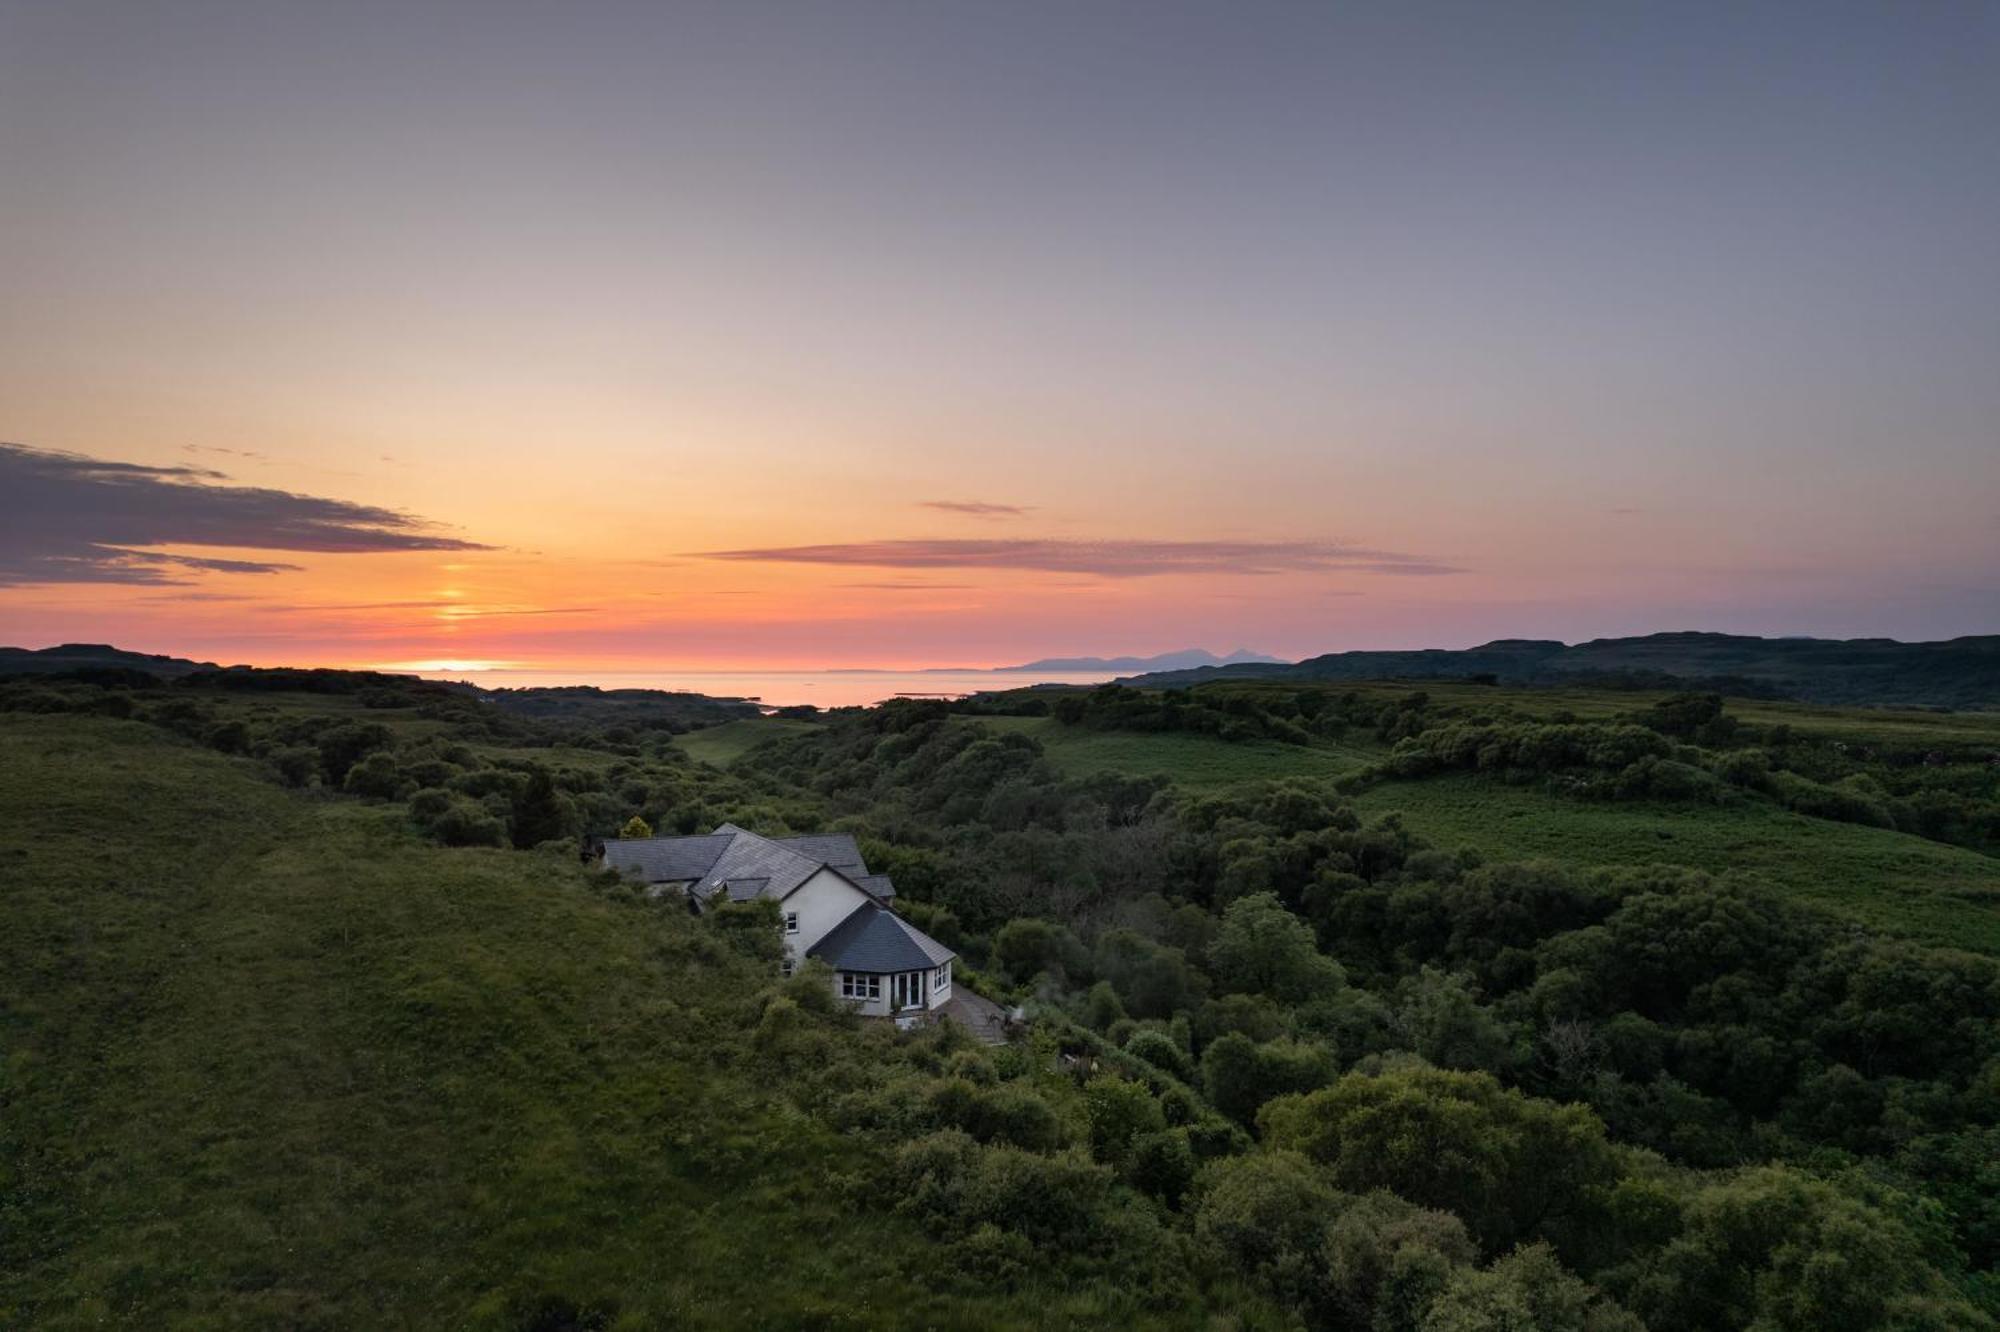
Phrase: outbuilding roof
[{"left": 599, "top": 832, "right": 731, "bottom": 884}]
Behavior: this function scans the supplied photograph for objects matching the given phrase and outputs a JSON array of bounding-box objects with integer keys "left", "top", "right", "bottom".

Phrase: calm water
[{"left": 414, "top": 667, "right": 1117, "bottom": 708}]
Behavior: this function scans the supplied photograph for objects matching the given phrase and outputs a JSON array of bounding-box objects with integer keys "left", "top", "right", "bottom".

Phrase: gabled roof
[
  {"left": 807, "top": 902, "right": 955, "bottom": 974},
  {"left": 601, "top": 825, "right": 893, "bottom": 902}
]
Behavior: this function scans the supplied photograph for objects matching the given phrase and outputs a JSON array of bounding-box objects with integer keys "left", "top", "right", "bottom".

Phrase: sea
[{"left": 411, "top": 667, "right": 1119, "bottom": 709}]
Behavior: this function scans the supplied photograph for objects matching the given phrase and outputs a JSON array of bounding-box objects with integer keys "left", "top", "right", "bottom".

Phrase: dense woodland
[{"left": 4, "top": 664, "right": 1999, "bottom": 1329}]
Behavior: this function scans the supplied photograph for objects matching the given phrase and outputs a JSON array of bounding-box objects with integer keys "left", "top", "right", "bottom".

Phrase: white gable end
[{"left": 782, "top": 867, "right": 874, "bottom": 960}]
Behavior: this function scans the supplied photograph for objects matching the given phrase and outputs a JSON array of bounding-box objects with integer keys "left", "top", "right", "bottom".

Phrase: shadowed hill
[{"left": 1126, "top": 631, "right": 2000, "bottom": 708}]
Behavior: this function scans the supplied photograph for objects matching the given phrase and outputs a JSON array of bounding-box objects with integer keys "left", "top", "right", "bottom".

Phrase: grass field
[
  {"left": 968, "top": 709, "right": 2000, "bottom": 954},
  {"left": 1352, "top": 774, "right": 2000, "bottom": 952},
  {"left": 0, "top": 715, "right": 1220, "bottom": 1329},
  {"left": 1166, "top": 679, "right": 2000, "bottom": 748},
  {"left": 974, "top": 715, "right": 1369, "bottom": 786},
  {"left": 674, "top": 716, "right": 822, "bottom": 766}
]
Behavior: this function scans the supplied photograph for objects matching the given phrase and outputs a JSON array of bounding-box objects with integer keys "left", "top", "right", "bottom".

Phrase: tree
[
  {"left": 1084, "top": 1076, "right": 1165, "bottom": 1166},
  {"left": 1393, "top": 968, "right": 1519, "bottom": 1074},
  {"left": 510, "top": 765, "right": 570, "bottom": 849},
  {"left": 431, "top": 797, "right": 507, "bottom": 848},
  {"left": 1419, "top": 1243, "right": 1642, "bottom": 1332},
  {"left": 1613, "top": 1166, "right": 1993, "bottom": 1332},
  {"left": 1321, "top": 1190, "right": 1477, "bottom": 1329},
  {"left": 342, "top": 750, "right": 403, "bottom": 800},
  {"left": 316, "top": 720, "right": 394, "bottom": 784},
  {"left": 1202, "top": 1033, "right": 1336, "bottom": 1125},
  {"left": 992, "top": 918, "right": 1087, "bottom": 984},
  {"left": 1191, "top": 1151, "right": 1344, "bottom": 1310},
  {"left": 619, "top": 814, "right": 653, "bottom": 839},
  {"left": 1259, "top": 1065, "right": 1621, "bottom": 1254},
  {"left": 1210, "top": 892, "right": 1345, "bottom": 1003}
]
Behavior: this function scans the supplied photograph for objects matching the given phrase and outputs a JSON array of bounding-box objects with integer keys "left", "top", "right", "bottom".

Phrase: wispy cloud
[
  {"left": 840, "top": 581, "right": 980, "bottom": 590},
  {"left": 0, "top": 443, "right": 492, "bottom": 586},
  {"left": 271, "top": 601, "right": 597, "bottom": 618},
  {"left": 693, "top": 538, "right": 1463, "bottom": 578},
  {"left": 920, "top": 500, "right": 1033, "bottom": 519},
  {"left": 184, "top": 444, "right": 268, "bottom": 462}
]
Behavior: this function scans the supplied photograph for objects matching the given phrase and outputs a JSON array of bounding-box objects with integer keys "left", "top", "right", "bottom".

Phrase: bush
[
  {"left": 1259, "top": 1065, "right": 1622, "bottom": 1255},
  {"left": 1125, "top": 1029, "right": 1195, "bottom": 1082},
  {"left": 1084, "top": 1076, "right": 1166, "bottom": 1166},
  {"left": 431, "top": 797, "right": 507, "bottom": 848},
  {"left": 1202, "top": 1033, "right": 1336, "bottom": 1125}
]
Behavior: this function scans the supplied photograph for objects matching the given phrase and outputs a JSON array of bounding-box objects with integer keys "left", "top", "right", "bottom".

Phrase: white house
[{"left": 601, "top": 823, "right": 970, "bottom": 1022}]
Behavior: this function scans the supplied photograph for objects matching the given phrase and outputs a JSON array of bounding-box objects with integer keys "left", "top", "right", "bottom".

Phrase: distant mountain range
[
  {"left": 994, "top": 648, "right": 1284, "bottom": 673},
  {"left": 1121, "top": 632, "right": 2000, "bottom": 709}
]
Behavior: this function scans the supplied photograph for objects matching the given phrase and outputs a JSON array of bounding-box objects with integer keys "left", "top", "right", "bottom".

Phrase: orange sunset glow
[{"left": 2, "top": 4, "right": 1995, "bottom": 686}]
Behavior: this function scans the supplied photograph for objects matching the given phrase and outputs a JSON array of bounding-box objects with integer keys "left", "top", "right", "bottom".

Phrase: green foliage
[
  {"left": 1210, "top": 891, "right": 1345, "bottom": 1001},
  {"left": 1420, "top": 1243, "right": 1642, "bottom": 1332},
  {"left": 1084, "top": 1076, "right": 1167, "bottom": 1167},
  {"left": 8, "top": 660, "right": 1998, "bottom": 1325},
  {"left": 1202, "top": 1032, "right": 1336, "bottom": 1125},
  {"left": 618, "top": 813, "right": 652, "bottom": 838},
  {"left": 1610, "top": 1166, "right": 1994, "bottom": 1332},
  {"left": 510, "top": 764, "right": 571, "bottom": 849},
  {"left": 1259, "top": 1066, "right": 1622, "bottom": 1255}
]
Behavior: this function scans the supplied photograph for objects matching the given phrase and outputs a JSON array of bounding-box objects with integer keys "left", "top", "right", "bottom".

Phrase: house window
[
  {"left": 783, "top": 911, "right": 799, "bottom": 934},
  {"left": 779, "top": 959, "right": 795, "bottom": 978},
  {"left": 840, "top": 973, "right": 881, "bottom": 1001},
  {"left": 934, "top": 962, "right": 951, "bottom": 991}
]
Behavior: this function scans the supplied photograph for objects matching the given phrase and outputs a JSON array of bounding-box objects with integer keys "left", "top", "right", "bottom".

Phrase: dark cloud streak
[
  {"left": 694, "top": 538, "right": 1463, "bottom": 578},
  {"left": 0, "top": 443, "right": 491, "bottom": 586}
]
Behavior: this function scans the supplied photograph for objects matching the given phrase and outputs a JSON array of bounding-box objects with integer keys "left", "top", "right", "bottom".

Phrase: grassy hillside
[
  {"left": 1351, "top": 774, "right": 2000, "bottom": 952},
  {"left": 975, "top": 715, "right": 1365, "bottom": 786},
  {"left": 969, "top": 690, "right": 2000, "bottom": 953},
  {"left": 1126, "top": 631, "right": 2000, "bottom": 708},
  {"left": 0, "top": 715, "right": 1233, "bottom": 1329},
  {"left": 674, "top": 716, "right": 824, "bottom": 767}
]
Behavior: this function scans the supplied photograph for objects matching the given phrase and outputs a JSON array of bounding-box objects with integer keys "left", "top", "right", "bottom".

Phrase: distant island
[{"left": 992, "top": 647, "right": 1283, "bottom": 673}]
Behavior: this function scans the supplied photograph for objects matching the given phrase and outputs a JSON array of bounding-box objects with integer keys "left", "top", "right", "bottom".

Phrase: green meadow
[
  {"left": 673, "top": 715, "right": 823, "bottom": 767},
  {"left": 974, "top": 714, "right": 1368, "bottom": 786},
  {"left": 0, "top": 715, "right": 1219, "bottom": 1329},
  {"left": 1350, "top": 774, "right": 2000, "bottom": 953},
  {"left": 968, "top": 692, "right": 2000, "bottom": 953}
]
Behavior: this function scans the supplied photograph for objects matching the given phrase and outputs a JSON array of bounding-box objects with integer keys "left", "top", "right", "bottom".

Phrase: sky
[{"left": 1, "top": 1, "right": 1995, "bottom": 673}]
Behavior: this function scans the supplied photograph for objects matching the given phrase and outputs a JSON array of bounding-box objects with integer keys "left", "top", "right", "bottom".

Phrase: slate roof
[
  {"left": 807, "top": 902, "right": 956, "bottom": 974},
  {"left": 775, "top": 835, "right": 870, "bottom": 873},
  {"left": 600, "top": 832, "right": 731, "bottom": 884},
  {"left": 851, "top": 873, "right": 897, "bottom": 899},
  {"left": 601, "top": 825, "right": 893, "bottom": 901}
]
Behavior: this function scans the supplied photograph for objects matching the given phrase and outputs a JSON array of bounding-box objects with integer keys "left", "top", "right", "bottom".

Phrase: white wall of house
[{"left": 780, "top": 867, "right": 874, "bottom": 962}]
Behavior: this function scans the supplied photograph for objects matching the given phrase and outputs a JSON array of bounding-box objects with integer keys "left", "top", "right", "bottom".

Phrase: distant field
[
  {"left": 1350, "top": 775, "right": 2000, "bottom": 953},
  {"left": 674, "top": 715, "right": 822, "bottom": 766},
  {"left": 974, "top": 715, "right": 1368, "bottom": 786},
  {"left": 968, "top": 705, "right": 2000, "bottom": 953},
  {"left": 1177, "top": 679, "right": 2000, "bottom": 747}
]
